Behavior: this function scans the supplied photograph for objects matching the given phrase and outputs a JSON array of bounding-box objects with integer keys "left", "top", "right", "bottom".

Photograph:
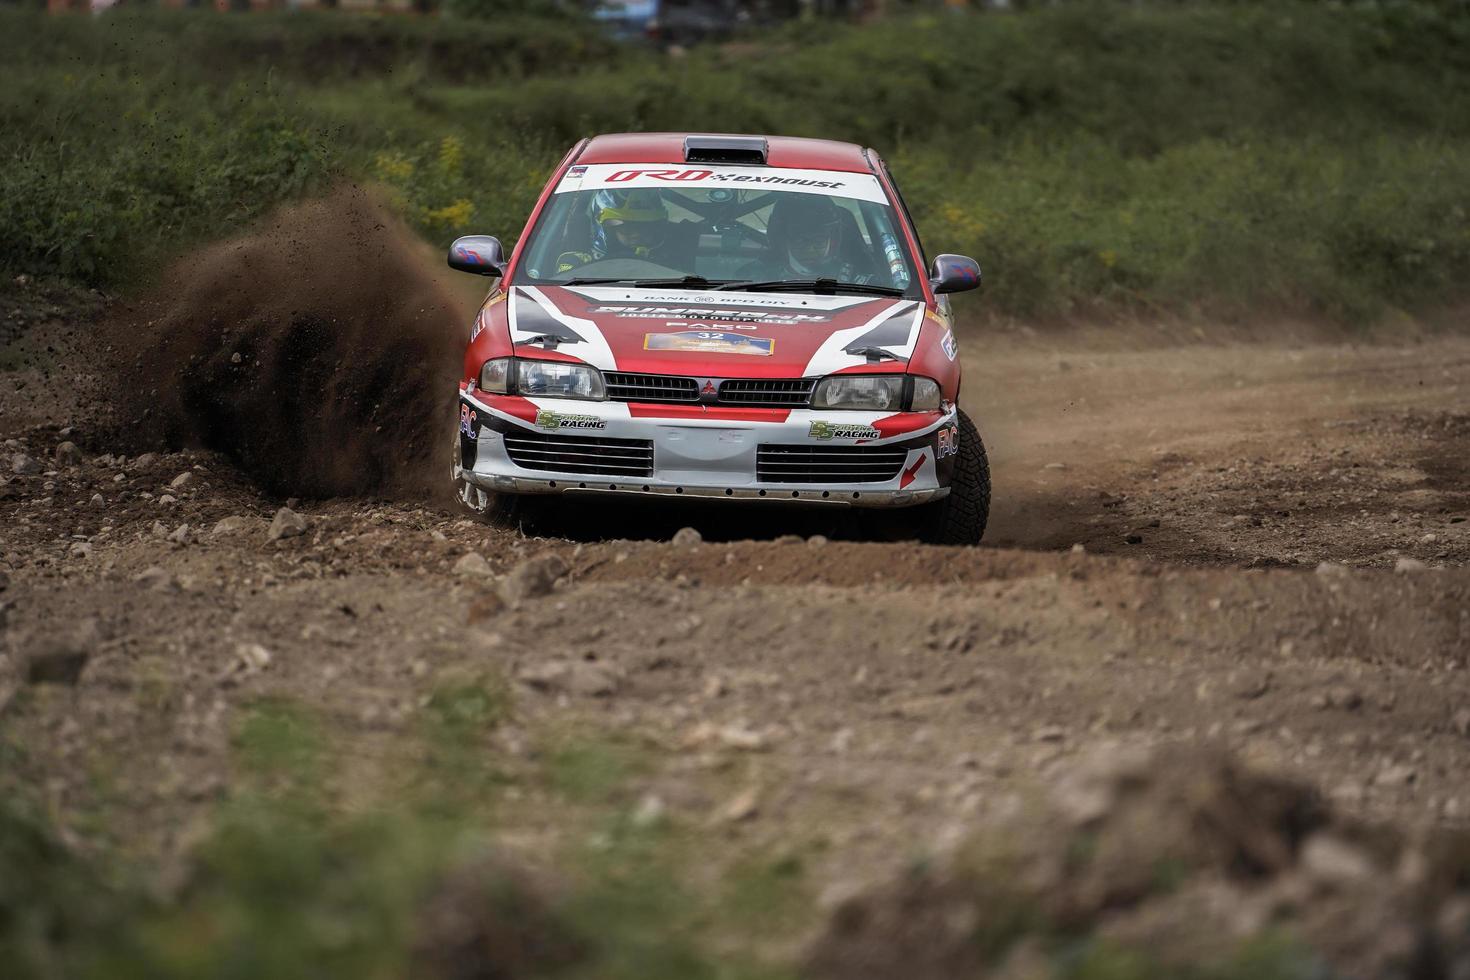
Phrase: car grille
[
  {"left": 601, "top": 373, "right": 815, "bottom": 407},
  {"left": 756, "top": 444, "right": 908, "bottom": 484},
  {"left": 603, "top": 373, "right": 699, "bottom": 403},
  {"left": 503, "top": 431, "right": 654, "bottom": 477},
  {"left": 717, "top": 378, "right": 816, "bottom": 407}
]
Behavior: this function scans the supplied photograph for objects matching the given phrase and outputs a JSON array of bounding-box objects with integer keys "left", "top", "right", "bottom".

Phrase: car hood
[{"left": 506, "top": 285, "right": 926, "bottom": 378}]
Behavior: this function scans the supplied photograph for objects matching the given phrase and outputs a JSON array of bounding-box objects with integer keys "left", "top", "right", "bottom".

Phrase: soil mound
[
  {"left": 808, "top": 745, "right": 1470, "bottom": 980},
  {"left": 110, "top": 185, "right": 466, "bottom": 502}
]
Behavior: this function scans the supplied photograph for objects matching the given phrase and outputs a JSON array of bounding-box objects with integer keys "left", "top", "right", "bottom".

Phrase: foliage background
[{"left": 3, "top": 2, "right": 1469, "bottom": 319}]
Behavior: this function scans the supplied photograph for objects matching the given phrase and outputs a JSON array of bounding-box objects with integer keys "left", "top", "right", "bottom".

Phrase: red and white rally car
[{"left": 448, "top": 133, "right": 989, "bottom": 544}]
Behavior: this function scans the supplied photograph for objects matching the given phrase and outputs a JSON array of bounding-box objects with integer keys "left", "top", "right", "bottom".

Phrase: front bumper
[{"left": 456, "top": 389, "right": 959, "bottom": 509}]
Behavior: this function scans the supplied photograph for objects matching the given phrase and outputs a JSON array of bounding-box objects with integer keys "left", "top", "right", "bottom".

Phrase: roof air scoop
[{"left": 683, "top": 135, "right": 768, "bottom": 165}]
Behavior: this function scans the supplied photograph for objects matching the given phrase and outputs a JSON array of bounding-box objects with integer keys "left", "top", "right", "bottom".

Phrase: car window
[{"left": 515, "top": 164, "right": 920, "bottom": 293}]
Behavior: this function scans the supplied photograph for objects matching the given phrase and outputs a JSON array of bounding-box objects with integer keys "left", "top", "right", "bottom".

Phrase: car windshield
[{"left": 514, "top": 163, "right": 921, "bottom": 295}]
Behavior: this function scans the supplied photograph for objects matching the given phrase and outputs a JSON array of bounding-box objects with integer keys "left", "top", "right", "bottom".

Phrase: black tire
[
  {"left": 451, "top": 426, "right": 545, "bottom": 531},
  {"left": 899, "top": 409, "right": 991, "bottom": 546}
]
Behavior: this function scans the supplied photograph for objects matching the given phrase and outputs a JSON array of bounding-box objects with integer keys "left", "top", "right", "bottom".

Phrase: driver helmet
[
  {"left": 767, "top": 194, "right": 845, "bottom": 274},
  {"left": 591, "top": 189, "right": 671, "bottom": 259}
]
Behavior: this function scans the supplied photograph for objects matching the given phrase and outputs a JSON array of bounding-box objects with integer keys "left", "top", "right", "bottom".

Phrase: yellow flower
[
  {"left": 437, "top": 135, "right": 464, "bottom": 175},
  {"left": 425, "top": 199, "right": 474, "bottom": 229},
  {"left": 373, "top": 152, "right": 414, "bottom": 182},
  {"left": 1099, "top": 249, "right": 1118, "bottom": 268}
]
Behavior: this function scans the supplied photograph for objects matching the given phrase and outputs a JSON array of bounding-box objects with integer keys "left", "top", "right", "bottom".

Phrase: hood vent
[{"left": 683, "top": 135, "right": 768, "bottom": 165}]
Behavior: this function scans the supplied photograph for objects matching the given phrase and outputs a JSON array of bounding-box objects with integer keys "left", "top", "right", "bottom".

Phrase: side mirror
[
  {"left": 448, "top": 235, "right": 506, "bottom": 277},
  {"left": 929, "top": 254, "right": 981, "bottom": 294}
]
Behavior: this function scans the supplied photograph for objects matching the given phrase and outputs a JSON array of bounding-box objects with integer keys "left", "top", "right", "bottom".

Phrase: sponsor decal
[
  {"left": 592, "top": 305, "right": 828, "bottom": 325},
  {"left": 940, "top": 330, "right": 958, "bottom": 361},
  {"left": 566, "top": 165, "right": 587, "bottom": 178},
  {"left": 936, "top": 423, "right": 958, "bottom": 459},
  {"left": 605, "top": 168, "right": 846, "bottom": 190},
  {"left": 644, "top": 331, "right": 774, "bottom": 356},
  {"left": 554, "top": 164, "right": 889, "bottom": 205},
  {"left": 534, "top": 409, "right": 607, "bottom": 431},
  {"left": 460, "top": 404, "right": 479, "bottom": 441},
  {"left": 809, "top": 420, "right": 882, "bottom": 441}
]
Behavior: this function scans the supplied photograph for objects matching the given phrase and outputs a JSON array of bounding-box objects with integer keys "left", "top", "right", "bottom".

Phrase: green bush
[{"left": 3, "top": 2, "right": 1470, "bottom": 321}]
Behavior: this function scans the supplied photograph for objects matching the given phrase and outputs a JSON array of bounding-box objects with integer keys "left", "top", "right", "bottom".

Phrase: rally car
[{"left": 448, "top": 133, "right": 989, "bottom": 544}]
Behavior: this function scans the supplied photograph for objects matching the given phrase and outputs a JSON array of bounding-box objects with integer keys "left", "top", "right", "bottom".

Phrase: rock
[
  {"left": 69, "top": 542, "right": 92, "bottom": 558},
  {"left": 1124, "top": 533, "right": 1143, "bottom": 545},
  {"left": 1325, "top": 686, "right": 1363, "bottom": 711},
  {"left": 566, "top": 662, "right": 620, "bottom": 697},
  {"left": 1049, "top": 743, "right": 1156, "bottom": 827},
  {"left": 54, "top": 442, "right": 84, "bottom": 467},
  {"left": 808, "top": 535, "right": 829, "bottom": 547},
  {"left": 267, "top": 506, "right": 309, "bottom": 541},
  {"left": 1420, "top": 533, "right": 1438, "bottom": 545},
  {"left": 167, "top": 523, "right": 192, "bottom": 546},
  {"left": 1229, "top": 671, "right": 1271, "bottom": 700},
  {"left": 89, "top": 493, "right": 103, "bottom": 506},
  {"left": 26, "top": 647, "right": 90, "bottom": 686},
  {"left": 132, "top": 452, "right": 157, "bottom": 470},
  {"left": 235, "top": 643, "right": 272, "bottom": 673},
  {"left": 1394, "top": 557, "right": 1429, "bottom": 574},
  {"left": 133, "top": 566, "right": 178, "bottom": 593},
  {"left": 157, "top": 494, "right": 176, "bottom": 505},
  {"left": 1033, "top": 725, "right": 1066, "bottom": 743},
  {"left": 499, "top": 554, "right": 567, "bottom": 603},
  {"left": 774, "top": 534, "right": 804, "bottom": 544},
  {"left": 453, "top": 552, "right": 494, "bottom": 579},
  {"left": 631, "top": 794, "right": 667, "bottom": 828},
  {"left": 1300, "top": 833, "right": 1375, "bottom": 885},
  {"left": 212, "top": 516, "right": 249, "bottom": 536},
  {"left": 515, "top": 658, "right": 618, "bottom": 697},
  {"left": 169, "top": 471, "right": 194, "bottom": 490},
  {"left": 151, "top": 520, "right": 169, "bottom": 538},
  {"left": 466, "top": 591, "right": 506, "bottom": 624},
  {"left": 671, "top": 526, "right": 703, "bottom": 547},
  {"left": 9, "top": 453, "right": 39, "bottom": 476},
  {"left": 717, "top": 723, "right": 769, "bottom": 751},
  {"left": 1374, "top": 764, "right": 1416, "bottom": 788},
  {"left": 1043, "top": 462, "right": 1067, "bottom": 470},
  {"left": 1071, "top": 543, "right": 1087, "bottom": 555},
  {"left": 718, "top": 786, "right": 760, "bottom": 823},
  {"left": 1450, "top": 709, "right": 1470, "bottom": 738}
]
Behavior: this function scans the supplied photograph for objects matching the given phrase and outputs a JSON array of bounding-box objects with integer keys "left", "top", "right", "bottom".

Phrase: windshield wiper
[
  {"left": 717, "top": 278, "right": 907, "bottom": 297},
  {"left": 557, "top": 276, "right": 732, "bottom": 289},
  {"left": 559, "top": 277, "right": 632, "bottom": 286}
]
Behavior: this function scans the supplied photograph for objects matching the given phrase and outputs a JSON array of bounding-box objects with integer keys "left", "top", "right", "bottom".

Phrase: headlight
[
  {"left": 910, "top": 377, "right": 942, "bottom": 412},
  {"left": 811, "top": 375, "right": 905, "bottom": 411},
  {"left": 478, "top": 358, "right": 513, "bottom": 393},
  {"left": 518, "top": 360, "right": 606, "bottom": 400},
  {"left": 480, "top": 358, "right": 606, "bottom": 401}
]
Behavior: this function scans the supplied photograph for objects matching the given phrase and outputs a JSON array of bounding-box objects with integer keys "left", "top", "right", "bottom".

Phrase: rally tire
[
  {"left": 909, "top": 409, "right": 991, "bottom": 545},
  {"left": 452, "top": 427, "right": 540, "bottom": 531}
]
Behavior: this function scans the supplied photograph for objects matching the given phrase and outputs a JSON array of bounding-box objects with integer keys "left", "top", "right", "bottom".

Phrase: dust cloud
[{"left": 111, "top": 185, "right": 472, "bottom": 502}]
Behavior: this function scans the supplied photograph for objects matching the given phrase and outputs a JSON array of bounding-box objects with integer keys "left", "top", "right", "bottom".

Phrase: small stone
[
  {"left": 1394, "top": 557, "right": 1429, "bottom": 574},
  {"left": 1301, "top": 833, "right": 1375, "bottom": 885},
  {"left": 1033, "top": 725, "right": 1066, "bottom": 743},
  {"left": 631, "top": 794, "right": 666, "bottom": 828},
  {"left": 230, "top": 351, "right": 243, "bottom": 365},
  {"left": 157, "top": 494, "right": 177, "bottom": 506},
  {"left": 9, "top": 453, "right": 39, "bottom": 476},
  {"left": 26, "top": 647, "right": 90, "bottom": 686},
  {"left": 672, "top": 526, "right": 702, "bottom": 547},
  {"left": 69, "top": 541, "right": 92, "bottom": 558},
  {"left": 807, "top": 535, "right": 829, "bottom": 547},
  {"left": 453, "top": 552, "right": 494, "bottom": 579},
  {"left": 1229, "top": 671, "right": 1271, "bottom": 700},
  {"left": 89, "top": 493, "right": 103, "bottom": 506},
  {"left": 55, "top": 442, "right": 84, "bottom": 467},
  {"left": 466, "top": 591, "right": 506, "bottom": 623},
  {"left": 212, "top": 516, "right": 249, "bottom": 536},
  {"left": 718, "top": 787, "right": 760, "bottom": 823},
  {"left": 774, "top": 534, "right": 803, "bottom": 545},
  {"left": 236, "top": 643, "right": 272, "bottom": 672},
  {"left": 1450, "top": 709, "right": 1470, "bottom": 738},
  {"left": 267, "top": 506, "right": 309, "bottom": 541},
  {"left": 132, "top": 453, "right": 157, "bottom": 470},
  {"left": 566, "top": 662, "right": 620, "bottom": 697},
  {"left": 718, "top": 724, "right": 769, "bottom": 751},
  {"left": 169, "top": 472, "right": 194, "bottom": 490},
  {"left": 167, "top": 524, "right": 191, "bottom": 546},
  {"left": 133, "top": 566, "right": 178, "bottom": 593},
  {"left": 1374, "top": 764, "right": 1416, "bottom": 788},
  {"left": 1071, "top": 543, "right": 1086, "bottom": 555},
  {"left": 1420, "top": 533, "right": 1438, "bottom": 545},
  {"left": 151, "top": 520, "right": 169, "bottom": 538},
  {"left": 1326, "top": 686, "right": 1363, "bottom": 711},
  {"left": 1124, "top": 533, "right": 1143, "bottom": 545},
  {"left": 1043, "top": 462, "right": 1067, "bottom": 470},
  {"left": 499, "top": 554, "right": 568, "bottom": 603}
]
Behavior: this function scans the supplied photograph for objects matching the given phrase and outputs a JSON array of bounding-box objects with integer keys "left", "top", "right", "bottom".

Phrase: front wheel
[
  {"left": 451, "top": 426, "right": 547, "bottom": 531},
  {"left": 888, "top": 409, "right": 991, "bottom": 545}
]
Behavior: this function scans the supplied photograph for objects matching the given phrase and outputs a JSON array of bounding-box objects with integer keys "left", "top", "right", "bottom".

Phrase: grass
[{"left": 3, "top": 2, "right": 1470, "bottom": 322}]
